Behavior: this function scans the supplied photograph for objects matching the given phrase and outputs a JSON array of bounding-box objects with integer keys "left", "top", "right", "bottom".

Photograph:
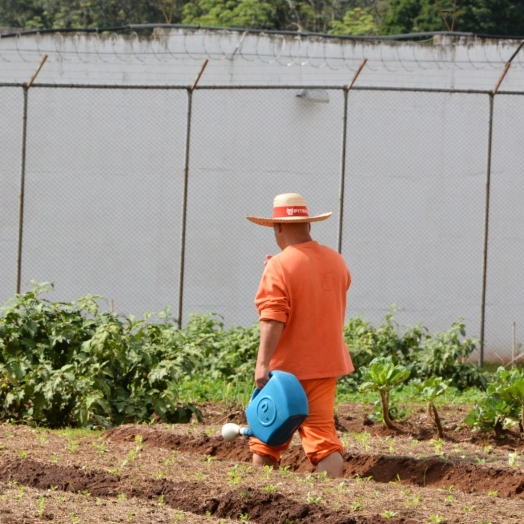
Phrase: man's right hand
[{"left": 255, "top": 363, "right": 271, "bottom": 390}]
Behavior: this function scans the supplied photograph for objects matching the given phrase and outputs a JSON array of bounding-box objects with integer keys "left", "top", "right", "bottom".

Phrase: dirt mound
[
  {"left": 0, "top": 457, "right": 412, "bottom": 524},
  {"left": 105, "top": 425, "right": 524, "bottom": 499}
]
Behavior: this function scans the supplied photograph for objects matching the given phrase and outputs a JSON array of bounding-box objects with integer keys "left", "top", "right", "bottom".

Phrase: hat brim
[{"left": 246, "top": 212, "right": 332, "bottom": 227}]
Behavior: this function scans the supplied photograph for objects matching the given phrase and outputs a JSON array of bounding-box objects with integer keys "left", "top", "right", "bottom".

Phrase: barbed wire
[{"left": 0, "top": 29, "right": 521, "bottom": 73}]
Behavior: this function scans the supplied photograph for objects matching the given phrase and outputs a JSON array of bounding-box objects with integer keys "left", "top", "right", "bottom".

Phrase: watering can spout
[{"left": 221, "top": 423, "right": 253, "bottom": 442}]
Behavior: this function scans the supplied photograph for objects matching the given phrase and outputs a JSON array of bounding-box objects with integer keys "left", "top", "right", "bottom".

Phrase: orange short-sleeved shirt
[{"left": 255, "top": 240, "right": 354, "bottom": 380}]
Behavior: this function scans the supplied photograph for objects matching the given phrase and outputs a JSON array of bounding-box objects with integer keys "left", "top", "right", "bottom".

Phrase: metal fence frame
[{"left": 2, "top": 79, "right": 524, "bottom": 366}]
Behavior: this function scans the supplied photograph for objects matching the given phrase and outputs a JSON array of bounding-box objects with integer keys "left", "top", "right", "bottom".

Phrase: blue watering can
[{"left": 222, "top": 370, "right": 309, "bottom": 446}]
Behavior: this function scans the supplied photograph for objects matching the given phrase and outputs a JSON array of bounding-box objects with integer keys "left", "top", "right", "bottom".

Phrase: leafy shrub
[
  {"left": 0, "top": 282, "right": 202, "bottom": 428},
  {"left": 416, "top": 321, "right": 485, "bottom": 390},
  {"left": 465, "top": 367, "right": 524, "bottom": 433},
  {"left": 341, "top": 310, "right": 485, "bottom": 391}
]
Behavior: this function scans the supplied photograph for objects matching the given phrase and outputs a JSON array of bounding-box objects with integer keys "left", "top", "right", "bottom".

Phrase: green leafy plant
[
  {"left": 412, "top": 377, "right": 450, "bottom": 438},
  {"left": 306, "top": 492, "right": 322, "bottom": 504},
  {"left": 465, "top": 367, "right": 523, "bottom": 434},
  {"left": 417, "top": 321, "right": 484, "bottom": 390},
  {"left": 0, "top": 282, "right": 205, "bottom": 428},
  {"left": 342, "top": 308, "right": 425, "bottom": 388},
  {"left": 359, "top": 357, "right": 411, "bottom": 429},
  {"left": 382, "top": 511, "right": 397, "bottom": 518}
]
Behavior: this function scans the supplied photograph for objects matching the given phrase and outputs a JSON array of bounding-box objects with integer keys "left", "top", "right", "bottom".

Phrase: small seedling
[
  {"left": 389, "top": 474, "right": 402, "bottom": 486},
  {"left": 405, "top": 493, "right": 421, "bottom": 506},
  {"left": 317, "top": 470, "right": 329, "bottom": 482},
  {"left": 158, "top": 495, "right": 164, "bottom": 506},
  {"left": 306, "top": 492, "right": 322, "bottom": 504},
  {"left": 16, "top": 450, "right": 27, "bottom": 459},
  {"left": 350, "top": 496, "right": 363, "bottom": 510},
  {"left": 227, "top": 465, "right": 242, "bottom": 485},
  {"left": 354, "top": 474, "right": 372, "bottom": 484},
  {"left": 34, "top": 430, "right": 49, "bottom": 445},
  {"left": 194, "top": 471, "right": 208, "bottom": 481},
  {"left": 279, "top": 465, "right": 292, "bottom": 477},
  {"left": 382, "top": 511, "right": 397, "bottom": 518},
  {"left": 262, "top": 464, "right": 273, "bottom": 480},
  {"left": 38, "top": 496, "right": 46, "bottom": 516},
  {"left": 92, "top": 440, "right": 106, "bottom": 455},
  {"left": 430, "top": 438, "right": 444, "bottom": 455},
  {"left": 487, "top": 491, "right": 498, "bottom": 497},
  {"left": 239, "top": 512, "right": 249, "bottom": 521},
  {"left": 385, "top": 435, "right": 395, "bottom": 454},
  {"left": 304, "top": 474, "right": 314, "bottom": 487},
  {"left": 352, "top": 432, "right": 371, "bottom": 451},
  {"left": 65, "top": 436, "right": 79, "bottom": 453},
  {"left": 427, "top": 516, "right": 445, "bottom": 523},
  {"left": 264, "top": 484, "right": 277, "bottom": 493}
]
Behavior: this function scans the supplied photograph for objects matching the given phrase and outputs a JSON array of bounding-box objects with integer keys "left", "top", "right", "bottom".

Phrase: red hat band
[{"left": 273, "top": 206, "right": 309, "bottom": 218}]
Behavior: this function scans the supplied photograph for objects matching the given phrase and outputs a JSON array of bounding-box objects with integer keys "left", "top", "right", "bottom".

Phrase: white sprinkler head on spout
[
  {"left": 221, "top": 423, "right": 242, "bottom": 442},
  {"left": 221, "top": 423, "right": 252, "bottom": 442}
]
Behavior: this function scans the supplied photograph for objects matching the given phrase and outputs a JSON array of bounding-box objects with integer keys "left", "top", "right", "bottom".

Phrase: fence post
[
  {"left": 177, "top": 59, "right": 208, "bottom": 328},
  {"left": 479, "top": 93, "right": 494, "bottom": 368},
  {"left": 16, "top": 55, "right": 48, "bottom": 295},
  {"left": 479, "top": 40, "right": 524, "bottom": 367},
  {"left": 338, "top": 58, "right": 367, "bottom": 254}
]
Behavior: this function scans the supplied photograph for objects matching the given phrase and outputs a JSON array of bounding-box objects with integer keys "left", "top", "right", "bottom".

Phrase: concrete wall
[{"left": 1, "top": 29, "right": 523, "bottom": 359}]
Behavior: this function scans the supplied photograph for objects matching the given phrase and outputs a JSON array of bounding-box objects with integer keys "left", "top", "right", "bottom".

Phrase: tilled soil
[{"left": 0, "top": 402, "right": 523, "bottom": 523}]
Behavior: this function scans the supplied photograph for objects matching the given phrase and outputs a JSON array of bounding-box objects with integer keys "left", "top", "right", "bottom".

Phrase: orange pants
[{"left": 249, "top": 377, "right": 342, "bottom": 466}]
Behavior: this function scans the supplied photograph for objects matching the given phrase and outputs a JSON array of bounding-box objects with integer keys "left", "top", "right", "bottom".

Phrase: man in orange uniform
[{"left": 246, "top": 193, "right": 354, "bottom": 478}]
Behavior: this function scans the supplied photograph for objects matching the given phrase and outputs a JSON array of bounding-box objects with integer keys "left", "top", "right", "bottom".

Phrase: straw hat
[{"left": 246, "top": 193, "right": 332, "bottom": 227}]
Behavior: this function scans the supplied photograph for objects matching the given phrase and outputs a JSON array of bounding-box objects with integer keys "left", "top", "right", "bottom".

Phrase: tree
[
  {"left": 182, "top": 0, "right": 277, "bottom": 29},
  {"left": 380, "top": 0, "right": 443, "bottom": 33},
  {"left": 380, "top": 0, "right": 524, "bottom": 36},
  {"left": 459, "top": 0, "right": 524, "bottom": 36},
  {"left": 0, "top": 0, "right": 171, "bottom": 30},
  {"left": 329, "top": 7, "right": 380, "bottom": 35}
]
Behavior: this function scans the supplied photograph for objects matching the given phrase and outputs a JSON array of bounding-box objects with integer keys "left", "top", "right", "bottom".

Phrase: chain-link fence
[{"left": 1, "top": 83, "right": 522, "bottom": 364}]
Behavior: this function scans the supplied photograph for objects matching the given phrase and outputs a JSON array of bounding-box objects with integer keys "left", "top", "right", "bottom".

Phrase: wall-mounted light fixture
[{"left": 295, "top": 89, "right": 329, "bottom": 103}]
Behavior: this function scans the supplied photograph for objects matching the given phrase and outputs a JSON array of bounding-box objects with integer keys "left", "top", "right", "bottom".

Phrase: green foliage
[
  {"left": 341, "top": 311, "right": 484, "bottom": 392},
  {"left": 182, "top": 0, "right": 276, "bottom": 29},
  {"left": 0, "top": 282, "right": 492, "bottom": 431},
  {"left": 0, "top": 282, "right": 203, "bottom": 427},
  {"left": 0, "top": 0, "right": 170, "bottom": 30},
  {"left": 464, "top": 367, "right": 524, "bottom": 433},
  {"left": 329, "top": 7, "right": 380, "bottom": 35},
  {"left": 341, "top": 308, "right": 425, "bottom": 388},
  {"left": 380, "top": 0, "right": 524, "bottom": 36},
  {"left": 359, "top": 357, "right": 410, "bottom": 428},
  {"left": 2, "top": 0, "right": 523, "bottom": 37},
  {"left": 412, "top": 377, "right": 449, "bottom": 437}
]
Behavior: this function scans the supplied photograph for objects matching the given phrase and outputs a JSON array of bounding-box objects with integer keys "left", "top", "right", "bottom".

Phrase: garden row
[{"left": 0, "top": 281, "right": 522, "bottom": 435}]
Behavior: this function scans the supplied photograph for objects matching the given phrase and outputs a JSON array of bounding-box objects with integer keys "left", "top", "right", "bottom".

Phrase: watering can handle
[{"left": 250, "top": 371, "right": 274, "bottom": 402}]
